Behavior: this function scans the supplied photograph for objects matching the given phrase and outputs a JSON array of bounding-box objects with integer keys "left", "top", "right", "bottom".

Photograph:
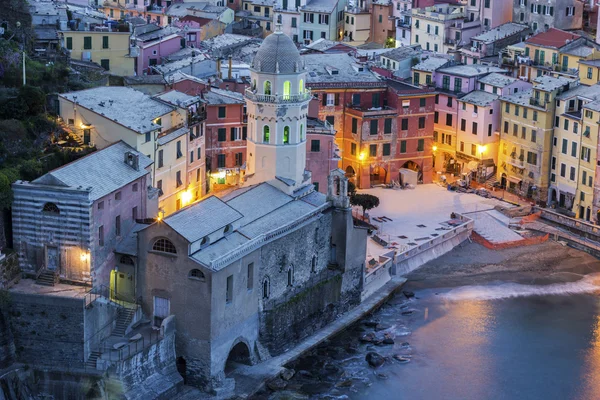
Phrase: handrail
[
  {"left": 244, "top": 88, "right": 312, "bottom": 103},
  {"left": 84, "top": 284, "right": 136, "bottom": 309},
  {"left": 100, "top": 328, "right": 162, "bottom": 364}
]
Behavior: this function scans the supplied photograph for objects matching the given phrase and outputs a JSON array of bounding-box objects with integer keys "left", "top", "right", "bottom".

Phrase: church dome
[{"left": 251, "top": 31, "right": 303, "bottom": 74}]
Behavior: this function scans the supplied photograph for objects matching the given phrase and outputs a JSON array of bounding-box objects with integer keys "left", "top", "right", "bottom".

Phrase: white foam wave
[{"left": 441, "top": 274, "right": 600, "bottom": 301}]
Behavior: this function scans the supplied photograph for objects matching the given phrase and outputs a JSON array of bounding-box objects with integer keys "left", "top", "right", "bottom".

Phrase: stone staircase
[
  {"left": 485, "top": 174, "right": 498, "bottom": 189},
  {"left": 86, "top": 350, "right": 101, "bottom": 369},
  {"left": 36, "top": 270, "right": 57, "bottom": 286},
  {"left": 112, "top": 307, "right": 136, "bottom": 337}
]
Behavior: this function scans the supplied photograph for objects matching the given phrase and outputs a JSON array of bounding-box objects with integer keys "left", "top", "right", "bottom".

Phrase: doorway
[{"left": 46, "top": 246, "right": 59, "bottom": 271}]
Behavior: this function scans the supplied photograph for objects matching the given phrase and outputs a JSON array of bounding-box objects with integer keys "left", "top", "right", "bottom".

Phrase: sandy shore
[{"left": 405, "top": 240, "right": 600, "bottom": 290}]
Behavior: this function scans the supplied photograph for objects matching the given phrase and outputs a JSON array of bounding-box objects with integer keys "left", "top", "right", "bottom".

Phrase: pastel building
[
  {"left": 462, "top": 0, "right": 512, "bottom": 31},
  {"left": 512, "top": 0, "right": 583, "bottom": 33},
  {"left": 12, "top": 141, "right": 157, "bottom": 290},
  {"left": 298, "top": 0, "right": 346, "bottom": 43},
  {"left": 130, "top": 25, "right": 184, "bottom": 76},
  {"left": 460, "top": 22, "right": 530, "bottom": 65}
]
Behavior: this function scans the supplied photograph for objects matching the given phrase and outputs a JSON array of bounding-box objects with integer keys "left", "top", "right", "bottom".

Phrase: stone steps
[
  {"left": 86, "top": 351, "right": 101, "bottom": 369},
  {"left": 112, "top": 308, "right": 136, "bottom": 337},
  {"left": 36, "top": 271, "right": 57, "bottom": 286}
]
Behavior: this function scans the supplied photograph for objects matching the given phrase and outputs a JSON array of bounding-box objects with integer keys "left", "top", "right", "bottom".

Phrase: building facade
[{"left": 512, "top": 0, "right": 583, "bottom": 33}]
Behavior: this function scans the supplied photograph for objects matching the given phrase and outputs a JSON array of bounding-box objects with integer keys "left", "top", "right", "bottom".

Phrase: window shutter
[
  {"left": 530, "top": 3, "right": 533, "bottom": 12},
  {"left": 335, "top": 93, "right": 340, "bottom": 106},
  {"left": 565, "top": 7, "right": 568, "bottom": 16},
  {"left": 231, "top": 127, "right": 235, "bottom": 141},
  {"left": 523, "top": 0, "right": 526, "bottom": 5},
  {"left": 549, "top": 6, "right": 553, "bottom": 15},
  {"left": 322, "top": 94, "right": 327, "bottom": 106}
]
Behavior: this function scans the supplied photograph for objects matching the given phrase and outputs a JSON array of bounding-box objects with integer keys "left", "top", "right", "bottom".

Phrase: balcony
[
  {"left": 147, "top": 3, "right": 165, "bottom": 12},
  {"left": 245, "top": 88, "right": 312, "bottom": 103},
  {"left": 125, "top": 2, "right": 147, "bottom": 11},
  {"left": 188, "top": 111, "right": 207, "bottom": 124},
  {"left": 346, "top": 104, "right": 397, "bottom": 118}
]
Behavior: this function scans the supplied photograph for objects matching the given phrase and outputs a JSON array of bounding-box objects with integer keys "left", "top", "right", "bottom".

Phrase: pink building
[
  {"left": 173, "top": 15, "right": 225, "bottom": 47},
  {"left": 456, "top": 73, "right": 532, "bottom": 179},
  {"left": 132, "top": 25, "right": 184, "bottom": 76},
  {"left": 305, "top": 117, "right": 338, "bottom": 193}
]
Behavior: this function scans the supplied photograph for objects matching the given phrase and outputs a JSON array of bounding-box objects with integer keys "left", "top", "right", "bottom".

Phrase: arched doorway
[
  {"left": 345, "top": 165, "right": 355, "bottom": 178},
  {"left": 225, "top": 341, "right": 252, "bottom": 374},
  {"left": 370, "top": 165, "right": 387, "bottom": 185},
  {"left": 549, "top": 188, "right": 557, "bottom": 204},
  {"left": 401, "top": 161, "right": 422, "bottom": 182}
]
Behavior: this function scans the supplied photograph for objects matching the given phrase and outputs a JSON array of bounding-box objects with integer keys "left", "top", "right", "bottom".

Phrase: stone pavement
[
  {"left": 468, "top": 210, "right": 524, "bottom": 244},
  {"left": 192, "top": 277, "right": 407, "bottom": 399}
]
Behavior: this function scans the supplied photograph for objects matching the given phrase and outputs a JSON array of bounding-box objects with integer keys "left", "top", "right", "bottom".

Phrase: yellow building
[
  {"left": 521, "top": 28, "right": 600, "bottom": 82},
  {"left": 240, "top": 0, "right": 274, "bottom": 37},
  {"left": 579, "top": 60, "right": 600, "bottom": 85},
  {"left": 549, "top": 84, "right": 600, "bottom": 221},
  {"left": 343, "top": 7, "right": 370, "bottom": 44},
  {"left": 60, "top": 31, "right": 134, "bottom": 76},
  {"left": 100, "top": 0, "right": 168, "bottom": 27},
  {"left": 497, "top": 75, "right": 576, "bottom": 204},
  {"left": 412, "top": 56, "right": 450, "bottom": 87}
]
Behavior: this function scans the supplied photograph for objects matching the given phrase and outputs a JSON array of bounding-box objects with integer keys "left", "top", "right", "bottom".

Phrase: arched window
[
  {"left": 287, "top": 266, "right": 294, "bottom": 287},
  {"left": 224, "top": 224, "right": 232, "bottom": 234},
  {"left": 42, "top": 202, "right": 60, "bottom": 214},
  {"left": 263, "top": 125, "right": 270, "bottom": 143},
  {"left": 283, "top": 81, "right": 291, "bottom": 99},
  {"left": 200, "top": 236, "right": 210, "bottom": 247},
  {"left": 188, "top": 269, "right": 206, "bottom": 281},
  {"left": 299, "top": 79, "right": 304, "bottom": 93},
  {"left": 120, "top": 255, "right": 134, "bottom": 265},
  {"left": 263, "top": 276, "right": 270, "bottom": 299},
  {"left": 300, "top": 124, "right": 304, "bottom": 141},
  {"left": 152, "top": 238, "right": 177, "bottom": 254},
  {"left": 311, "top": 255, "right": 317, "bottom": 273},
  {"left": 264, "top": 80, "right": 271, "bottom": 95},
  {"left": 283, "top": 126, "right": 290, "bottom": 144}
]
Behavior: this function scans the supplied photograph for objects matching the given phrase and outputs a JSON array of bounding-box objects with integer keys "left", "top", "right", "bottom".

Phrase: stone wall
[
  {"left": 114, "top": 316, "right": 183, "bottom": 400},
  {"left": 8, "top": 293, "right": 85, "bottom": 367},
  {"left": 83, "top": 298, "right": 119, "bottom": 361},
  {"left": 0, "top": 308, "right": 16, "bottom": 368}
]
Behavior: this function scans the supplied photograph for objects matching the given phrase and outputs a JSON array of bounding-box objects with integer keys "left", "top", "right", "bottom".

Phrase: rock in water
[
  {"left": 382, "top": 338, "right": 395, "bottom": 345},
  {"left": 375, "top": 324, "right": 390, "bottom": 331},
  {"left": 267, "top": 378, "right": 288, "bottom": 391},
  {"left": 393, "top": 355, "right": 411, "bottom": 363},
  {"left": 336, "top": 379, "right": 353, "bottom": 388},
  {"left": 376, "top": 373, "right": 389, "bottom": 380},
  {"left": 403, "top": 291, "right": 415, "bottom": 298},
  {"left": 363, "top": 320, "right": 380, "bottom": 327},
  {"left": 359, "top": 332, "right": 376, "bottom": 343},
  {"left": 280, "top": 368, "right": 295, "bottom": 381},
  {"left": 401, "top": 310, "right": 414, "bottom": 316},
  {"left": 365, "top": 352, "right": 385, "bottom": 368}
]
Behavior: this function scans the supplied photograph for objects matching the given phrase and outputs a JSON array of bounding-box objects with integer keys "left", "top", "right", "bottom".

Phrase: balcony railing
[
  {"left": 245, "top": 88, "right": 312, "bottom": 103},
  {"left": 125, "top": 2, "right": 147, "bottom": 11}
]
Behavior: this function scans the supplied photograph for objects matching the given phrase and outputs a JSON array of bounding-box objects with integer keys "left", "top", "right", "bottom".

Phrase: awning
[
  {"left": 463, "top": 161, "right": 479, "bottom": 173},
  {"left": 507, "top": 175, "right": 522, "bottom": 183}
]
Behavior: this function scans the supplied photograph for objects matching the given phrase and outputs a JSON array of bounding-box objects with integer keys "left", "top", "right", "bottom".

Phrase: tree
[
  {"left": 350, "top": 193, "right": 380, "bottom": 218},
  {"left": 347, "top": 180, "right": 357, "bottom": 196}
]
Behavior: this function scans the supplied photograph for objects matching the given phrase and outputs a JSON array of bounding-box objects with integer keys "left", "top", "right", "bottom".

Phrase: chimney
[
  {"left": 228, "top": 55, "right": 233, "bottom": 80},
  {"left": 124, "top": 151, "right": 139, "bottom": 171},
  {"left": 216, "top": 58, "right": 222, "bottom": 79}
]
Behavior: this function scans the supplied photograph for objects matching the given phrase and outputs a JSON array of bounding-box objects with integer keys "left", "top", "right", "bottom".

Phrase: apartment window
[
  {"left": 564, "top": 119, "right": 569, "bottom": 131},
  {"left": 574, "top": 122, "right": 579, "bottom": 134},
  {"left": 157, "top": 180, "right": 163, "bottom": 196},
  {"left": 384, "top": 118, "right": 392, "bottom": 134},
  {"left": 572, "top": 142, "right": 578, "bottom": 158},
  {"left": 247, "top": 263, "right": 254, "bottom": 290},
  {"left": 533, "top": 111, "right": 538, "bottom": 121},
  {"left": 460, "top": 119, "right": 466, "bottom": 131},
  {"left": 115, "top": 191, "right": 121, "bottom": 201},
  {"left": 582, "top": 147, "right": 591, "bottom": 162},
  {"left": 83, "top": 36, "right": 92, "bottom": 49},
  {"left": 352, "top": 118, "right": 358, "bottom": 133},
  {"left": 383, "top": 143, "right": 391, "bottom": 156},
  {"left": 400, "top": 140, "right": 407, "bottom": 153},
  {"left": 351, "top": 143, "right": 357, "bottom": 155},
  {"left": 505, "top": 103, "right": 510, "bottom": 113},
  {"left": 566, "top": 6, "right": 574, "bottom": 16},
  {"left": 504, "top": 121, "right": 509, "bottom": 134},
  {"left": 66, "top": 37, "right": 73, "bottom": 50},
  {"left": 198, "top": 148, "right": 202, "bottom": 160},
  {"left": 526, "top": 151, "right": 537, "bottom": 166},
  {"left": 218, "top": 106, "right": 226, "bottom": 118},
  {"left": 218, "top": 128, "right": 226, "bottom": 141},
  {"left": 434, "top": 112, "right": 439, "bottom": 123},
  {"left": 453, "top": 78, "right": 462, "bottom": 93},
  {"left": 311, "top": 140, "right": 321, "bottom": 152},
  {"left": 415, "top": 34, "right": 419, "bottom": 43},
  {"left": 435, "top": 26, "right": 439, "bottom": 35},
  {"left": 370, "top": 120, "right": 378, "bottom": 135},
  {"left": 326, "top": 116, "right": 334, "bottom": 126},
  {"left": 427, "top": 24, "right": 431, "bottom": 33},
  {"left": 552, "top": 156, "right": 556, "bottom": 170},
  {"left": 442, "top": 76, "right": 450, "bottom": 90},
  {"left": 531, "top": 130, "right": 537, "bottom": 143},
  {"left": 419, "top": 98, "right": 426, "bottom": 108},
  {"left": 555, "top": 116, "right": 560, "bottom": 128},
  {"left": 102, "top": 35, "right": 109, "bottom": 49},
  {"left": 435, "top": 94, "right": 439, "bottom": 104},
  {"left": 217, "top": 154, "right": 225, "bottom": 168},
  {"left": 523, "top": 108, "right": 528, "bottom": 119},
  {"left": 132, "top": 206, "right": 138, "bottom": 220},
  {"left": 447, "top": 97, "right": 453, "bottom": 107},
  {"left": 471, "top": 144, "right": 477, "bottom": 156},
  {"left": 233, "top": 152, "right": 242, "bottom": 167},
  {"left": 176, "top": 170, "right": 182, "bottom": 187},
  {"left": 522, "top": 127, "right": 527, "bottom": 139},
  {"left": 190, "top": 151, "right": 194, "bottom": 163},
  {"left": 326, "top": 93, "right": 335, "bottom": 106},
  {"left": 226, "top": 275, "right": 233, "bottom": 303},
  {"left": 417, "top": 139, "right": 424, "bottom": 152},
  {"left": 433, "top": 131, "right": 438, "bottom": 142},
  {"left": 446, "top": 114, "right": 452, "bottom": 127},
  {"left": 291, "top": 17, "right": 297, "bottom": 27},
  {"left": 369, "top": 144, "right": 377, "bottom": 157},
  {"left": 176, "top": 140, "right": 182, "bottom": 159},
  {"left": 570, "top": 166, "right": 576, "bottom": 181},
  {"left": 115, "top": 215, "right": 121, "bottom": 236},
  {"left": 98, "top": 225, "right": 104, "bottom": 247},
  {"left": 230, "top": 127, "right": 241, "bottom": 141},
  {"left": 551, "top": 173, "right": 556, "bottom": 182},
  {"left": 562, "top": 139, "right": 568, "bottom": 154},
  {"left": 588, "top": 67, "right": 593, "bottom": 80},
  {"left": 560, "top": 163, "right": 566, "bottom": 177},
  {"left": 352, "top": 93, "right": 361, "bottom": 106},
  {"left": 472, "top": 122, "right": 478, "bottom": 135},
  {"left": 515, "top": 106, "right": 520, "bottom": 117},
  {"left": 418, "top": 117, "right": 425, "bottom": 129}
]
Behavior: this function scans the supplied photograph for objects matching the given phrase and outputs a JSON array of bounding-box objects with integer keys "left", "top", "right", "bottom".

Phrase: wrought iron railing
[{"left": 245, "top": 89, "right": 312, "bottom": 103}]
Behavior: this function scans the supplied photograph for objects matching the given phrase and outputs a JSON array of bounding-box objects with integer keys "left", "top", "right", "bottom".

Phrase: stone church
[{"left": 136, "top": 27, "right": 368, "bottom": 392}]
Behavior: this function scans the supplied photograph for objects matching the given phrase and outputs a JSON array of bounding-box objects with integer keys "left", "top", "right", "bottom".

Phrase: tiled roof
[
  {"left": 584, "top": 99, "right": 600, "bottom": 112},
  {"left": 478, "top": 72, "right": 518, "bottom": 87},
  {"left": 412, "top": 56, "right": 450, "bottom": 72},
  {"left": 203, "top": 88, "right": 244, "bottom": 105},
  {"left": 301, "top": 0, "right": 339, "bottom": 13},
  {"left": 533, "top": 75, "right": 574, "bottom": 92},
  {"left": 303, "top": 53, "right": 382, "bottom": 85},
  {"left": 156, "top": 90, "right": 202, "bottom": 108},
  {"left": 380, "top": 45, "right": 421, "bottom": 62},
  {"left": 32, "top": 141, "right": 152, "bottom": 201},
  {"left": 251, "top": 31, "right": 303, "bottom": 74},
  {"left": 164, "top": 196, "right": 243, "bottom": 242},
  {"left": 157, "top": 126, "right": 188, "bottom": 145},
  {"left": 525, "top": 28, "right": 580, "bottom": 49},
  {"left": 459, "top": 90, "right": 498, "bottom": 107},
  {"left": 226, "top": 183, "right": 293, "bottom": 226},
  {"left": 59, "top": 87, "right": 174, "bottom": 134},
  {"left": 437, "top": 64, "right": 506, "bottom": 77},
  {"left": 500, "top": 89, "right": 535, "bottom": 108},
  {"left": 471, "top": 23, "right": 529, "bottom": 44},
  {"left": 556, "top": 83, "right": 600, "bottom": 100},
  {"left": 179, "top": 15, "right": 214, "bottom": 26}
]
